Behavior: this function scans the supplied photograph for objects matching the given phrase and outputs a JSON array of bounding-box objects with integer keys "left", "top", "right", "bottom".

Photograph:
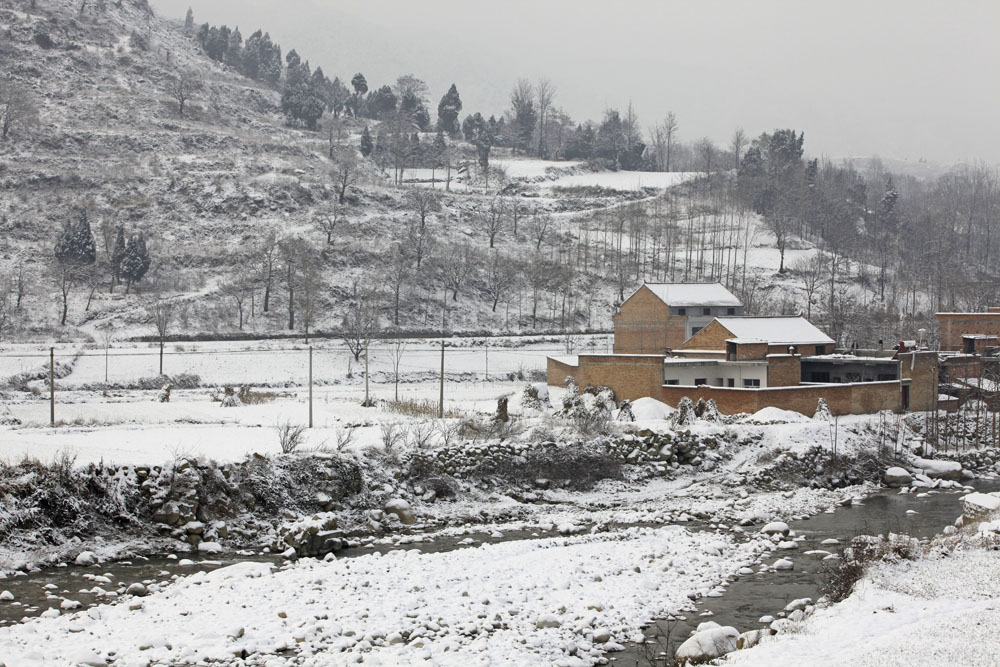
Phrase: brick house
[
  {"left": 612, "top": 282, "right": 743, "bottom": 354},
  {"left": 548, "top": 283, "right": 940, "bottom": 417}
]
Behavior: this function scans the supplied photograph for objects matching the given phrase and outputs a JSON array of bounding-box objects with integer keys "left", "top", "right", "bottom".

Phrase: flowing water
[
  {"left": 612, "top": 478, "right": 1000, "bottom": 666},
  {"left": 1, "top": 479, "right": 996, "bottom": 665}
]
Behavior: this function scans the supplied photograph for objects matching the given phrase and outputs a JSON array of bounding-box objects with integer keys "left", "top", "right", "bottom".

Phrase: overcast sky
[{"left": 152, "top": 0, "right": 1000, "bottom": 167}]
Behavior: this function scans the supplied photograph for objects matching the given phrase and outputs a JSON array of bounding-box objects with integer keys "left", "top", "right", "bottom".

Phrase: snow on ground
[
  {"left": 546, "top": 170, "right": 698, "bottom": 191},
  {"left": 725, "top": 543, "right": 1000, "bottom": 667},
  {"left": 0, "top": 526, "right": 770, "bottom": 666},
  {"left": 492, "top": 158, "right": 583, "bottom": 180}
]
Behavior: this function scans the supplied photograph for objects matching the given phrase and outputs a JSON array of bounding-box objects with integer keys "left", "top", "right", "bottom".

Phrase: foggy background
[{"left": 151, "top": 0, "right": 1000, "bottom": 169}]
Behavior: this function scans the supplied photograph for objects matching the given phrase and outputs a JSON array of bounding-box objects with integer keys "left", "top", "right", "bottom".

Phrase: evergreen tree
[
  {"left": 55, "top": 211, "right": 97, "bottom": 266},
  {"left": 351, "top": 73, "right": 368, "bottom": 96},
  {"left": 224, "top": 27, "right": 243, "bottom": 68},
  {"left": 400, "top": 91, "right": 430, "bottom": 131},
  {"left": 366, "top": 85, "right": 397, "bottom": 119},
  {"left": 359, "top": 125, "right": 374, "bottom": 157},
  {"left": 184, "top": 7, "right": 194, "bottom": 33},
  {"left": 437, "top": 84, "right": 462, "bottom": 137},
  {"left": 432, "top": 130, "right": 447, "bottom": 165},
  {"left": 120, "top": 233, "right": 151, "bottom": 293}
]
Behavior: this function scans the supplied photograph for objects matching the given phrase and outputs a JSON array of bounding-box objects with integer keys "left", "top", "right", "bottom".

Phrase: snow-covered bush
[
  {"left": 274, "top": 421, "right": 307, "bottom": 454},
  {"left": 701, "top": 399, "right": 721, "bottom": 424},
  {"left": 617, "top": 399, "right": 635, "bottom": 422},
  {"left": 674, "top": 397, "right": 696, "bottom": 426},
  {"left": 814, "top": 397, "right": 832, "bottom": 421}
]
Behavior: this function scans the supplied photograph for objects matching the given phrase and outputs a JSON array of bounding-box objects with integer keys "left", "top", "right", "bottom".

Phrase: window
[
  {"left": 703, "top": 307, "right": 711, "bottom": 316},
  {"left": 815, "top": 345, "right": 827, "bottom": 355},
  {"left": 743, "top": 379, "right": 761, "bottom": 388},
  {"left": 715, "top": 378, "right": 724, "bottom": 387},
  {"left": 727, "top": 308, "right": 736, "bottom": 315},
  {"left": 810, "top": 371, "right": 831, "bottom": 383},
  {"left": 727, "top": 378, "right": 735, "bottom": 387},
  {"left": 665, "top": 379, "right": 679, "bottom": 386},
  {"left": 695, "top": 378, "right": 707, "bottom": 386},
  {"left": 677, "top": 308, "right": 687, "bottom": 316},
  {"left": 691, "top": 326, "right": 702, "bottom": 335}
]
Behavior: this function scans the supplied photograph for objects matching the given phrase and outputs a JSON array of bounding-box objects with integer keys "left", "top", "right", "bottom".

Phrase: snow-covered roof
[
  {"left": 636, "top": 282, "right": 742, "bottom": 308},
  {"left": 715, "top": 317, "right": 835, "bottom": 346}
]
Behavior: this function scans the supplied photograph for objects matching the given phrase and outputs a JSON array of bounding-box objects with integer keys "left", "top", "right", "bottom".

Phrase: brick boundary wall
[{"left": 657, "top": 381, "right": 901, "bottom": 417}]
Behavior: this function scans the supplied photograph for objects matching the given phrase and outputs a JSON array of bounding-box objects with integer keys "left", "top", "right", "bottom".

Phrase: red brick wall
[
  {"left": 546, "top": 357, "right": 579, "bottom": 388},
  {"left": 936, "top": 313, "right": 1000, "bottom": 350},
  {"left": 678, "top": 320, "right": 734, "bottom": 352},
  {"left": 766, "top": 355, "right": 801, "bottom": 387},
  {"left": 612, "top": 285, "right": 688, "bottom": 354},
  {"left": 899, "top": 351, "right": 940, "bottom": 412},
  {"left": 657, "top": 382, "right": 901, "bottom": 417},
  {"left": 734, "top": 342, "right": 768, "bottom": 360},
  {"left": 576, "top": 354, "right": 666, "bottom": 401}
]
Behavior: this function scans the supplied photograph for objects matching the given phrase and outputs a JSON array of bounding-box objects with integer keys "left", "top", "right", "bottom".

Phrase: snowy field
[
  {"left": 0, "top": 336, "right": 612, "bottom": 466},
  {"left": 727, "top": 543, "right": 1000, "bottom": 667}
]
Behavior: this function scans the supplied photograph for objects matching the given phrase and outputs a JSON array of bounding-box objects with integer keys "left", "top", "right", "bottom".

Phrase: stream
[
  {"left": 612, "top": 477, "right": 1000, "bottom": 666},
  {"left": 0, "top": 479, "right": 996, "bottom": 663}
]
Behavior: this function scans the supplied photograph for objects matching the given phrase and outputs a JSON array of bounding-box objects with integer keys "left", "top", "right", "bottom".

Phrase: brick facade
[
  {"left": 898, "top": 351, "right": 939, "bottom": 412},
  {"left": 575, "top": 354, "right": 667, "bottom": 402},
  {"left": 678, "top": 320, "right": 734, "bottom": 352},
  {"left": 657, "top": 382, "right": 900, "bottom": 417},
  {"left": 612, "top": 285, "right": 688, "bottom": 354},
  {"left": 936, "top": 312, "right": 1000, "bottom": 351},
  {"left": 766, "top": 354, "right": 801, "bottom": 387}
]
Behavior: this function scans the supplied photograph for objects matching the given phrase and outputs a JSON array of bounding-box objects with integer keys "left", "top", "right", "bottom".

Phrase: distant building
[
  {"left": 612, "top": 283, "right": 743, "bottom": 355},
  {"left": 548, "top": 283, "right": 941, "bottom": 417}
]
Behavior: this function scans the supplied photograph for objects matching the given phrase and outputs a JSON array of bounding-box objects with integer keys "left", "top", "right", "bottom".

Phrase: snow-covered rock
[
  {"left": 383, "top": 499, "right": 416, "bottom": 525},
  {"left": 631, "top": 397, "right": 675, "bottom": 421},
  {"left": 675, "top": 625, "right": 739, "bottom": 664},
  {"left": 884, "top": 467, "right": 913, "bottom": 487},
  {"left": 75, "top": 552, "right": 98, "bottom": 567},
  {"left": 761, "top": 521, "right": 790, "bottom": 536},
  {"left": 913, "top": 457, "right": 962, "bottom": 481},
  {"left": 962, "top": 492, "right": 1000, "bottom": 522}
]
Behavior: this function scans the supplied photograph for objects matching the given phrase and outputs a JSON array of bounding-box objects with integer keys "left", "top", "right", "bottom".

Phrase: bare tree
[
  {"left": 257, "top": 230, "right": 278, "bottom": 313},
  {"left": 166, "top": 70, "right": 199, "bottom": 118},
  {"left": 730, "top": 126, "right": 747, "bottom": 171},
  {"left": 219, "top": 268, "right": 255, "bottom": 329},
  {"left": 441, "top": 244, "right": 474, "bottom": 301},
  {"left": 384, "top": 244, "right": 408, "bottom": 325},
  {"left": 315, "top": 199, "right": 344, "bottom": 245},
  {"left": 406, "top": 189, "right": 440, "bottom": 230},
  {"left": 341, "top": 287, "right": 379, "bottom": 362},
  {"left": 696, "top": 138, "right": 716, "bottom": 178},
  {"left": 278, "top": 236, "right": 318, "bottom": 335},
  {"left": 0, "top": 79, "right": 40, "bottom": 139},
  {"left": 0, "top": 288, "right": 11, "bottom": 343},
  {"left": 535, "top": 78, "right": 556, "bottom": 158},
  {"left": 388, "top": 339, "right": 407, "bottom": 401},
  {"left": 149, "top": 298, "right": 175, "bottom": 375},
  {"left": 793, "top": 255, "right": 825, "bottom": 318},
  {"left": 662, "top": 112, "right": 678, "bottom": 171},
  {"left": 525, "top": 211, "right": 553, "bottom": 251},
  {"left": 482, "top": 250, "right": 516, "bottom": 312},
  {"left": 325, "top": 114, "right": 347, "bottom": 158},
  {"left": 405, "top": 217, "right": 435, "bottom": 269},
  {"left": 332, "top": 147, "right": 359, "bottom": 204},
  {"left": 476, "top": 196, "right": 507, "bottom": 248}
]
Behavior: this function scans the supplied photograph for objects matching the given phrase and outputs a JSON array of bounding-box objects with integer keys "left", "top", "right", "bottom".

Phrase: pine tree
[
  {"left": 437, "top": 84, "right": 462, "bottom": 137},
  {"left": 351, "top": 73, "right": 368, "bottom": 96},
  {"left": 184, "top": 7, "right": 194, "bottom": 33},
  {"left": 359, "top": 125, "right": 374, "bottom": 157},
  {"left": 120, "top": 233, "right": 150, "bottom": 293},
  {"left": 55, "top": 211, "right": 97, "bottom": 266}
]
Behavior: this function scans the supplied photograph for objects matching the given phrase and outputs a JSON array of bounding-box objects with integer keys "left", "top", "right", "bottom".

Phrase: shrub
[
  {"left": 274, "top": 421, "right": 307, "bottom": 454},
  {"left": 820, "top": 533, "right": 919, "bottom": 602}
]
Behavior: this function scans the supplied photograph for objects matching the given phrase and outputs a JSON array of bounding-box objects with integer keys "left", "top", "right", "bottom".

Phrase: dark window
[
  {"left": 677, "top": 308, "right": 687, "bottom": 316},
  {"left": 878, "top": 373, "right": 896, "bottom": 381},
  {"left": 691, "top": 326, "right": 702, "bottom": 335},
  {"left": 703, "top": 307, "right": 711, "bottom": 316},
  {"left": 695, "top": 378, "right": 707, "bottom": 385},
  {"left": 815, "top": 345, "right": 827, "bottom": 355},
  {"left": 727, "top": 308, "right": 736, "bottom": 315},
  {"left": 727, "top": 378, "right": 735, "bottom": 387},
  {"left": 665, "top": 379, "right": 679, "bottom": 386},
  {"left": 810, "top": 371, "right": 831, "bottom": 383},
  {"left": 743, "top": 379, "right": 761, "bottom": 388}
]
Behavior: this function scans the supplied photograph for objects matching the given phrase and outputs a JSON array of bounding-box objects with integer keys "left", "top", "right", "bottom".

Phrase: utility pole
[
  {"left": 485, "top": 343, "right": 489, "bottom": 380},
  {"left": 364, "top": 342, "right": 370, "bottom": 407},
  {"left": 308, "top": 346, "right": 313, "bottom": 428},
  {"left": 49, "top": 347, "right": 55, "bottom": 427},
  {"left": 439, "top": 285, "right": 446, "bottom": 419}
]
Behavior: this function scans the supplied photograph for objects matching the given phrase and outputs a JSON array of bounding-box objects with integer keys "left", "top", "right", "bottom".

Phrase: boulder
[
  {"left": 75, "top": 551, "right": 99, "bottom": 566},
  {"left": 125, "top": 583, "right": 147, "bottom": 597},
  {"left": 760, "top": 521, "right": 790, "bottom": 536},
  {"left": 912, "top": 457, "right": 962, "bottom": 481},
  {"left": 675, "top": 625, "right": 739, "bottom": 664},
  {"left": 962, "top": 492, "right": 1000, "bottom": 523},
  {"left": 383, "top": 499, "right": 416, "bottom": 525},
  {"left": 884, "top": 467, "right": 913, "bottom": 488}
]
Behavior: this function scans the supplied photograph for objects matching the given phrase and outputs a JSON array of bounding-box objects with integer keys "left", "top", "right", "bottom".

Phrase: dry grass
[{"left": 382, "top": 398, "right": 463, "bottom": 419}]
